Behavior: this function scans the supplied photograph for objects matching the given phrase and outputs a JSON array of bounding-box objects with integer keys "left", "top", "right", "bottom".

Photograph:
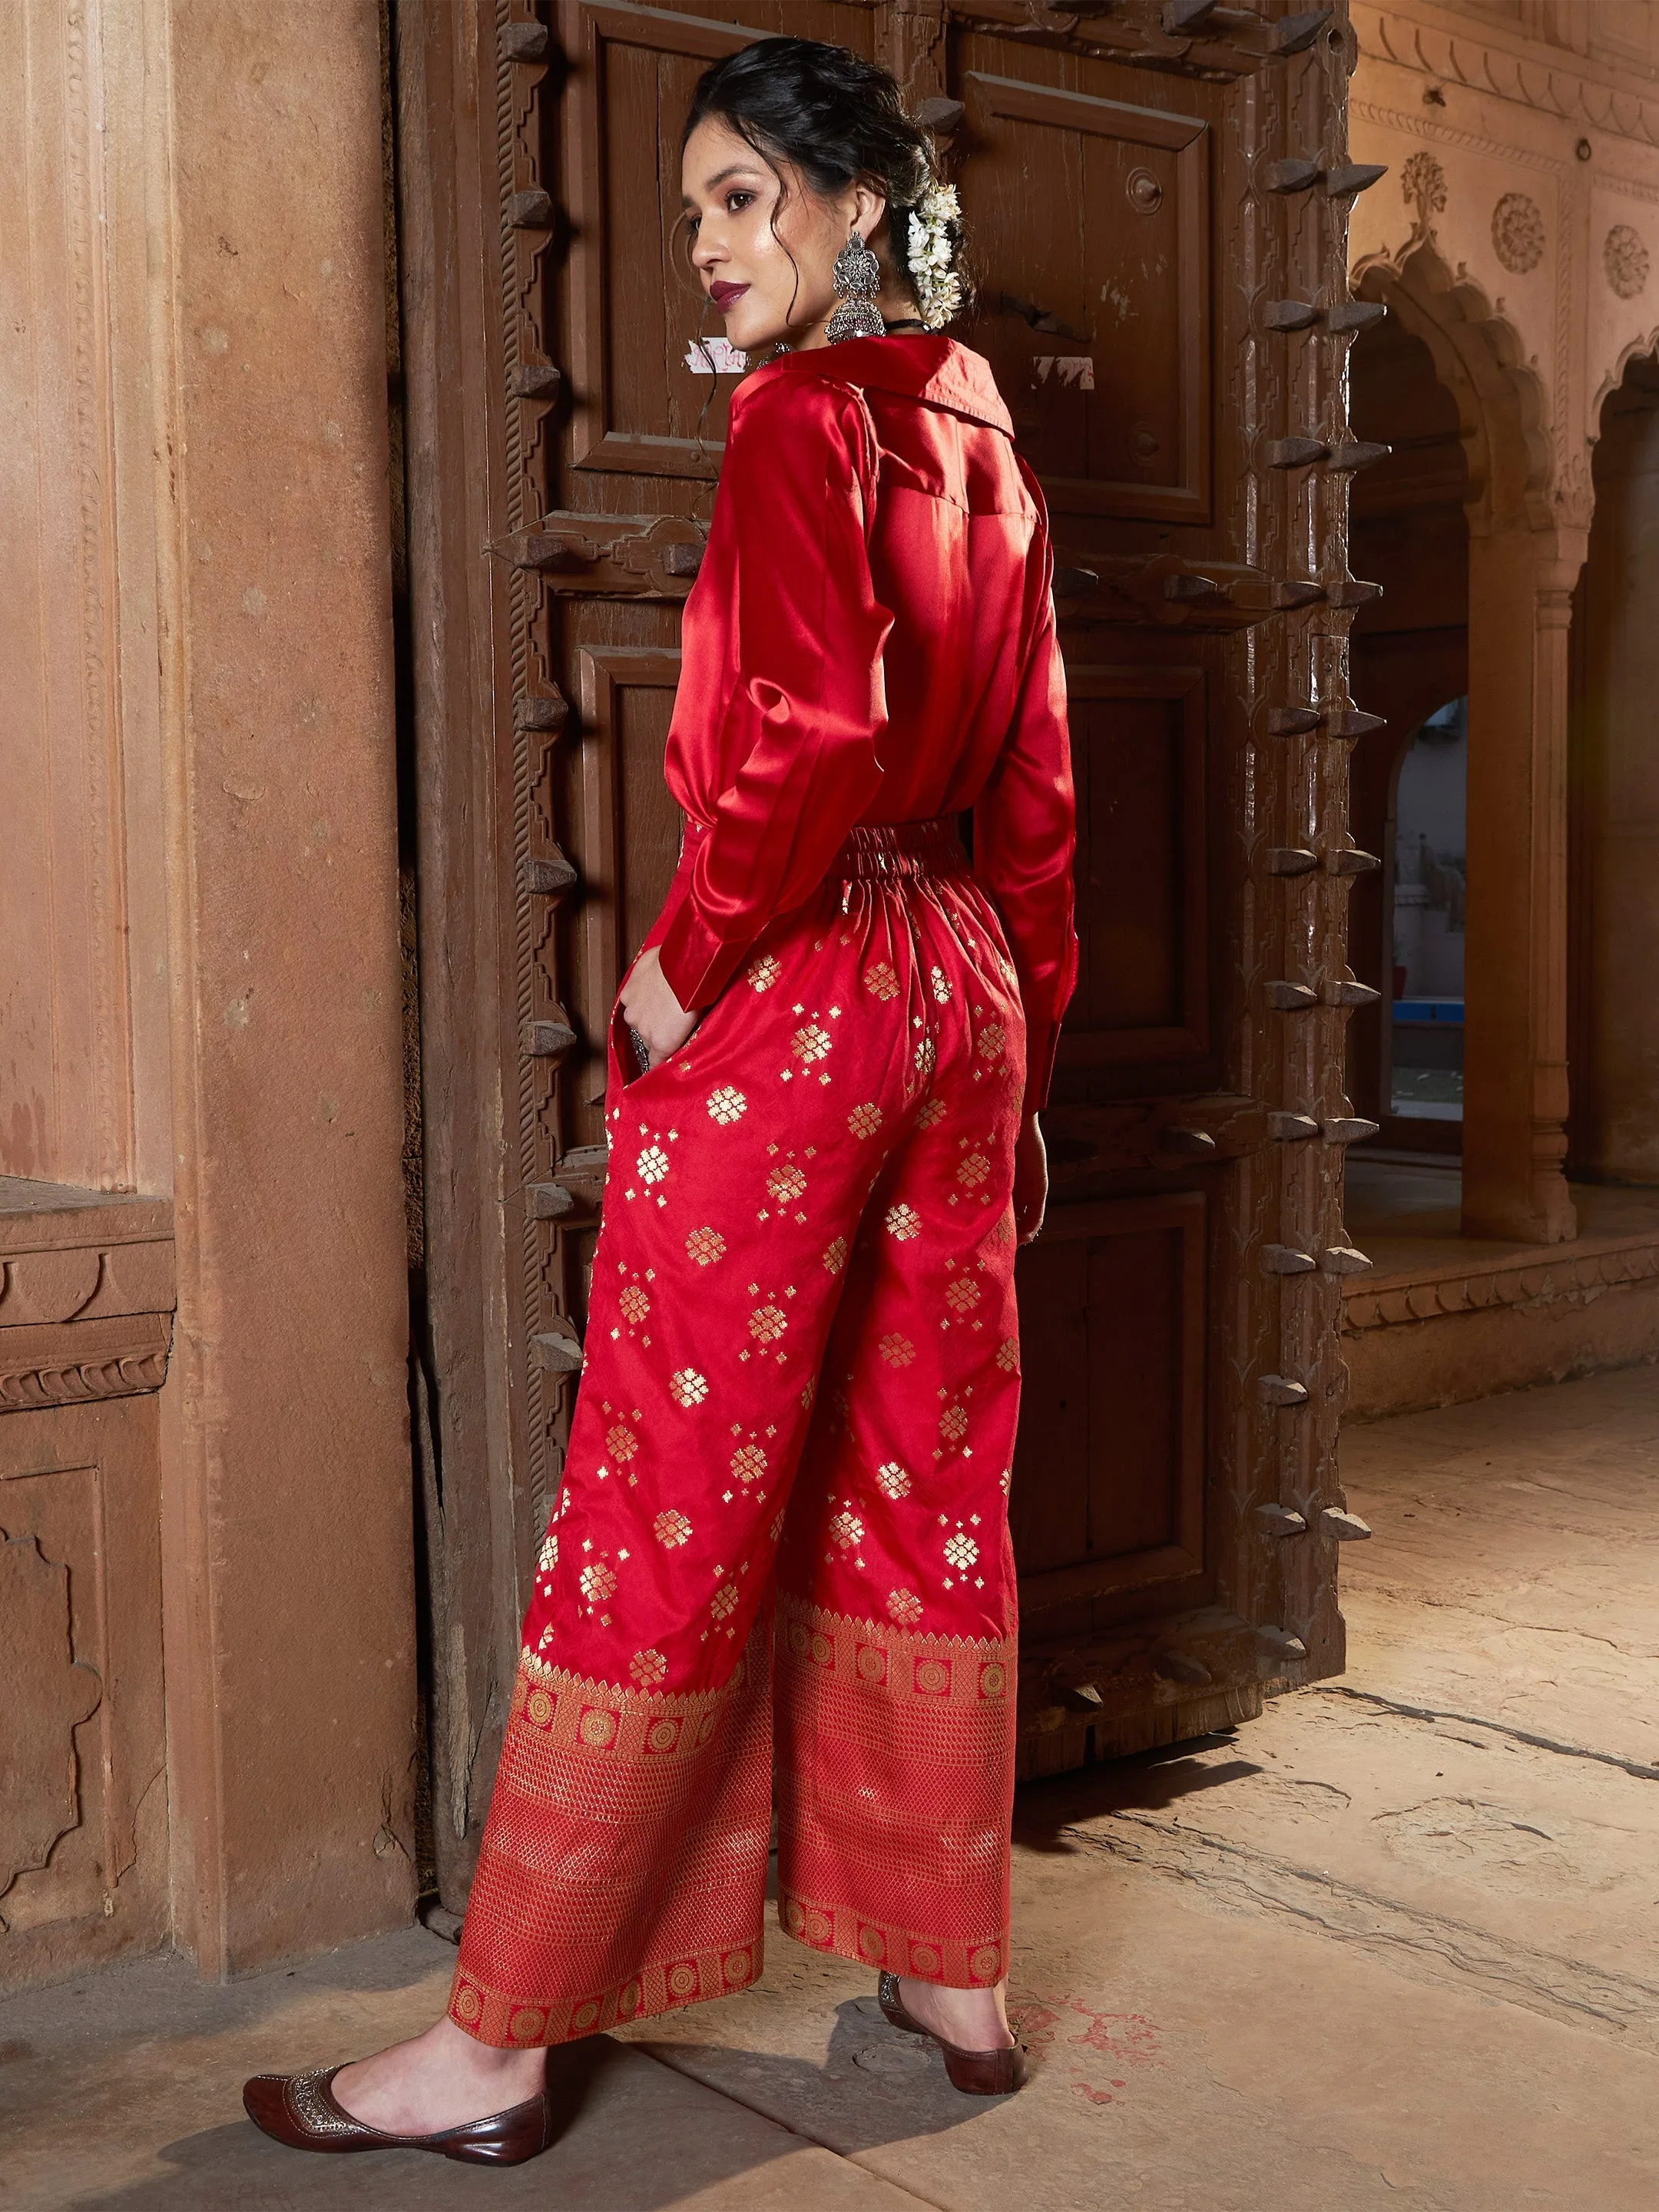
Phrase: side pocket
[
  {"left": 608, "top": 981, "right": 652, "bottom": 1088},
  {"left": 953, "top": 875, "right": 1023, "bottom": 1005}
]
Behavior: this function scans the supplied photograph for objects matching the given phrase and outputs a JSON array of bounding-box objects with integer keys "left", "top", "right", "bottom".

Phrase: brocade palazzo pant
[{"left": 449, "top": 813, "right": 1028, "bottom": 2049}]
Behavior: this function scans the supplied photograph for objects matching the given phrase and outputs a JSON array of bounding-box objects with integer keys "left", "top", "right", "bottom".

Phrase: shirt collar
[{"left": 756, "top": 335, "right": 1015, "bottom": 438}]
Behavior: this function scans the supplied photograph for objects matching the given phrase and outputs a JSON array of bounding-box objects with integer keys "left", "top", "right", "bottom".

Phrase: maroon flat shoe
[
  {"left": 876, "top": 1972, "right": 1030, "bottom": 2095},
  {"left": 242, "top": 2061, "right": 553, "bottom": 2165}
]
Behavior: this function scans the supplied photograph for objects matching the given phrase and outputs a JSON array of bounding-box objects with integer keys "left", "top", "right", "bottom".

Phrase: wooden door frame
[
  {"left": 396, "top": 0, "right": 540, "bottom": 1909},
  {"left": 393, "top": 0, "right": 1371, "bottom": 1899}
]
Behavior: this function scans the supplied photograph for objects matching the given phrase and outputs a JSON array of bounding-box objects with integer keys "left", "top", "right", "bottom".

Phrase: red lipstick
[{"left": 709, "top": 280, "right": 749, "bottom": 311}]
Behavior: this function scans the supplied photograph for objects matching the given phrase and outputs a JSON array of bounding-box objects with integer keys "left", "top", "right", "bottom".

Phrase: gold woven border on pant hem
[
  {"left": 447, "top": 1930, "right": 766, "bottom": 2049},
  {"left": 775, "top": 1886, "right": 1007, "bottom": 1986}
]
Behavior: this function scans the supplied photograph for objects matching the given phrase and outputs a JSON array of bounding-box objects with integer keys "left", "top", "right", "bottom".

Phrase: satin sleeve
[
  {"left": 655, "top": 376, "right": 895, "bottom": 1010},
  {"left": 971, "top": 471, "right": 1080, "bottom": 1115}
]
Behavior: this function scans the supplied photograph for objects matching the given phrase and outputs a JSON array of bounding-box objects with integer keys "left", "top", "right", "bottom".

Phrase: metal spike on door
[
  {"left": 515, "top": 691, "right": 571, "bottom": 733},
  {"left": 1256, "top": 1504, "right": 1308, "bottom": 1537},
  {"left": 521, "top": 1015, "right": 578, "bottom": 1061},
  {"left": 1256, "top": 1626, "right": 1309, "bottom": 1663},
  {"left": 1261, "top": 156, "right": 1323, "bottom": 194},
  {"left": 1324, "top": 163, "right": 1389, "bottom": 198},
  {"left": 525, "top": 1183, "right": 576, "bottom": 1222},
  {"left": 510, "top": 363, "right": 562, "bottom": 400},
  {"left": 1326, "top": 707, "right": 1387, "bottom": 739},
  {"left": 501, "top": 21, "right": 550, "bottom": 62},
  {"left": 1258, "top": 1374, "right": 1310, "bottom": 1406},
  {"left": 1263, "top": 435, "right": 1331, "bottom": 469},
  {"left": 1322, "top": 1509, "right": 1373, "bottom": 1541},
  {"left": 1326, "top": 440, "right": 1392, "bottom": 472},
  {"left": 1326, "top": 300, "right": 1388, "bottom": 336},
  {"left": 1318, "top": 1246, "right": 1374, "bottom": 1277},
  {"left": 1266, "top": 703, "right": 1323, "bottom": 736},
  {"left": 523, "top": 849, "right": 578, "bottom": 899},
  {"left": 531, "top": 1326, "right": 583, "bottom": 1373},
  {"left": 1262, "top": 1245, "right": 1318, "bottom": 1275},
  {"left": 1156, "top": 1124, "right": 1219, "bottom": 1160},
  {"left": 1266, "top": 1113, "right": 1320, "bottom": 1141},
  {"left": 1270, "top": 8, "right": 1333, "bottom": 55}
]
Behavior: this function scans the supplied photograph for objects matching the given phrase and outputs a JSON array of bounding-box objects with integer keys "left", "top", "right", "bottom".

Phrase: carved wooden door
[{"left": 398, "top": 0, "right": 1376, "bottom": 1907}]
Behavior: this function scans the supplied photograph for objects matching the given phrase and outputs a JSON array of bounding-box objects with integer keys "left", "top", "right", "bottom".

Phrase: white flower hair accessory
[{"left": 906, "top": 180, "right": 963, "bottom": 331}]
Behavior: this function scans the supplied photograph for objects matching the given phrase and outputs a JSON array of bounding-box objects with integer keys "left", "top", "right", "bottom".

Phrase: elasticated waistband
[
  {"left": 827, "top": 813, "right": 971, "bottom": 881},
  {"left": 678, "top": 810, "right": 970, "bottom": 882}
]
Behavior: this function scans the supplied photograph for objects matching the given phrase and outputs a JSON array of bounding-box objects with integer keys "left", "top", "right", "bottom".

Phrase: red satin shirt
[{"left": 654, "top": 331, "right": 1079, "bottom": 1114}]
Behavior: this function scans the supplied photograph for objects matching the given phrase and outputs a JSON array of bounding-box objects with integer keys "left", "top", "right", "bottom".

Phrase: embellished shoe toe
[
  {"left": 242, "top": 2063, "right": 554, "bottom": 2164},
  {"left": 876, "top": 1972, "right": 1030, "bottom": 2096}
]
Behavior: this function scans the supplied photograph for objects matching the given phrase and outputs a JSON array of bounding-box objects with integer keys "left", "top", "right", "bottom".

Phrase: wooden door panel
[
  {"left": 1009, "top": 1193, "right": 1206, "bottom": 1613},
  {"left": 560, "top": 0, "right": 764, "bottom": 485},
  {"left": 1065, "top": 666, "right": 1210, "bottom": 1072},
  {"left": 957, "top": 65, "right": 1211, "bottom": 523},
  {"left": 558, "top": 640, "right": 684, "bottom": 1118}
]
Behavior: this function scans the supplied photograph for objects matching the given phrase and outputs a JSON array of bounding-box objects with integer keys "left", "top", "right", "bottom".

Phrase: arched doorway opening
[
  {"left": 1344, "top": 307, "right": 1470, "bottom": 1166},
  {"left": 1344, "top": 241, "right": 1574, "bottom": 1245},
  {"left": 1388, "top": 696, "right": 1467, "bottom": 1126}
]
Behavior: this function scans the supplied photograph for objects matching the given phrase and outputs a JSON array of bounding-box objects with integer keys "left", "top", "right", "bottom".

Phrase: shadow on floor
[
  {"left": 1013, "top": 1727, "right": 1262, "bottom": 1856},
  {"left": 640, "top": 1990, "right": 1015, "bottom": 2155}
]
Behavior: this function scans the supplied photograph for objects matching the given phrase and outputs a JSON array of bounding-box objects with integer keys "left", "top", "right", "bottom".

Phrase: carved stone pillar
[
  {"left": 1568, "top": 369, "right": 1659, "bottom": 1184},
  {"left": 1462, "top": 522, "right": 1584, "bottom": 1243},
  {"left": 148, "top": 0, "right": 416, "bottom": 1973}
]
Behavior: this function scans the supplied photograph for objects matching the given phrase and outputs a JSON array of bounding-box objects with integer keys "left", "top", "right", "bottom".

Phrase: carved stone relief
[
  {"left": 0, "top": 1532, "right": 102, "bottom": 1914},
  {"left": 1492, "top": 190, "right": 1545, "bottom": 274},
  {"left": 1362, "top": 4, "right": 1659, "bottom": 149},
  {"left": 1354, "top": 5, "right": 1659, "bottom": 462},
  {"left": 1604, "top": 222, "right": 1651, "bottom": 299},
  {"left": 0, "top": 1316, "right": 173, "bottom": 1411},
  {"left": 0, "top": 1190, "right": 175, "bottom": 1409},
  {"left": 0, "top": 1412, "right": 168, "bottom": 1985},
  {"left": 1401, "top": 148, "right": 1447, "bottom": 240}
]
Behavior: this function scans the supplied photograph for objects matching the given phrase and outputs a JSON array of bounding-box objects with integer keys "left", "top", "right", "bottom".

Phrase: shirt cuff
[
  {"left": 1022, "top": 1018, "right": 1062, "bottom": 1118},
  {"left": 654, "top": 888, "right": 751, "bottom": 1014}
]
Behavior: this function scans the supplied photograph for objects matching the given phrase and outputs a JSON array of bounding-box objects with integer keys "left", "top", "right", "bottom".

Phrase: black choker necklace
[{"left": 773, "top": 316, "right": 928, "bottom": 358}]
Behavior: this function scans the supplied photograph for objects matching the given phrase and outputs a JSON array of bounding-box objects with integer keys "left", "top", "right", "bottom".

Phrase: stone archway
[
  {"left": 1353, "top": 240, "right": 1579, "bottom": 1243},
  {"left": 1346, "top": 294, "right": 1469, "bottom": 1157}
]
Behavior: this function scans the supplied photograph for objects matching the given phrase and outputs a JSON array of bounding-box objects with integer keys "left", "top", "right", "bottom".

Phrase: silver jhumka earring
[{"left": 825, "top": 228, "right": 885, "bottom": 343}]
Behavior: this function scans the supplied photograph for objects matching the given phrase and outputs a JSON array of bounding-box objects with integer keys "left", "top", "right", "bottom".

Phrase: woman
[{"left": 244, "top": 38, "right": 1078, "bottom": 2167}]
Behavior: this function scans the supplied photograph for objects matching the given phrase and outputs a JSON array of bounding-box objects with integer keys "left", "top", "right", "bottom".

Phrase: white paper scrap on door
[
  {"left": 684, "top": 337, "right": 749, "bottom": 374},
  {"left": 1033, "top": 355, "right": 1095, "bottom": 389}
]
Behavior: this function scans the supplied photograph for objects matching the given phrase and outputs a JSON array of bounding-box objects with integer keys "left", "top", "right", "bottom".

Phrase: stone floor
[
  {"left": 1344, "top": 1151, "right": 1659, "bottom": 1265},
  {"left": 5, "top": 1366, "right": 1659, "bottom": 2210}
]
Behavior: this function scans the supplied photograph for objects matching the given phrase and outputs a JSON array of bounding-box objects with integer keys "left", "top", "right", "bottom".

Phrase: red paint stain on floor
[{"left": 1012, "top": 1992, "right": 1165, "bottom": 2108}]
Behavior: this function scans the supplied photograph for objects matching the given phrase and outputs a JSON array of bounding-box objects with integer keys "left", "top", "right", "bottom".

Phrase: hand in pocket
[{"left": 618, "top": 945, "right": 702, "bottom": 1069}]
